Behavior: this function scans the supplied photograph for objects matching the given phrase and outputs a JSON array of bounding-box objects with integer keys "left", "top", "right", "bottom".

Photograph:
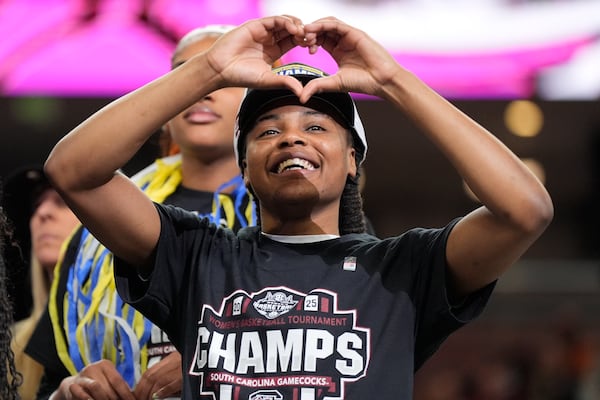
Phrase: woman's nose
[
  {"left": 33, "top": 200, "right": 54, "bottom": 219},
  {"left": 277, "top": 130, "right": 307, "bottom": 148}
]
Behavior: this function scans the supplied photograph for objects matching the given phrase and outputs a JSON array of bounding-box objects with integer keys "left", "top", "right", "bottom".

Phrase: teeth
[{"left": 277, "top": 158, "right": 316, "bottom": 174}]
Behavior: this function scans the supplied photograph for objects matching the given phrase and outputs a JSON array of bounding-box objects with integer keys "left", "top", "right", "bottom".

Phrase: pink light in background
[
  {"left": 146, "top": 0, "right": 261, "bottom": 40},
  {"left": 282, "top": 37, "right": 594, "bottom": 99},
  {"left": 0, "top": 0, "right": 85, "bottom": 75},
  {"left": 0, "top": 0, "right": 261, "bottom": 97},
  {"left": 0, "top": 0, "right": 598, "bottom": 99},
  {"left": 396, "top": 37, "right": 595, "bottom": 99}
]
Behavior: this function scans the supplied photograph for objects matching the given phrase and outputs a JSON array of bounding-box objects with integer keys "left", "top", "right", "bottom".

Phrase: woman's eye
[
  {"left": 307, "top": 125, "right": 325, "bottom": 132},
  {"left": 258, "top": 129, "right": 279, "bottom": 137}
]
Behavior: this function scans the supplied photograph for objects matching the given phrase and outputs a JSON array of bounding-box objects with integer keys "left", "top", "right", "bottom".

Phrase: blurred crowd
[{"left": 415, "top": 306, "right": 600, "bottom": 400}]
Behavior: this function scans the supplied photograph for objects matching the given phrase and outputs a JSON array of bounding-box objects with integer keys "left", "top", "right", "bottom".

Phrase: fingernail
[{"left": 152, "top": 391, "right": 162, "bottom": 400}]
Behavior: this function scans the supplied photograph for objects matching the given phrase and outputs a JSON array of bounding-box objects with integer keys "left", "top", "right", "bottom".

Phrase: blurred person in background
[
  {"left": 24, "top": 25, "right": 259, "bottom": 400},
  {"left": 528, "top": 308, "right": 596, "bottom": 400},
  {"left": 414, "top": 367, "right": 469, "bottom": 400},
  {"left": 2, "top": 166, "right": 80, "bottom": 400}
]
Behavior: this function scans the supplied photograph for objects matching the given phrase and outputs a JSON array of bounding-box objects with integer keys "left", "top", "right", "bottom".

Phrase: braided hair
[
  {"left": 339, "top": 172, "right": 367, "bottom": 234},
  {"left": 0, "top": 184, "right": 23, "bottom": 399}
]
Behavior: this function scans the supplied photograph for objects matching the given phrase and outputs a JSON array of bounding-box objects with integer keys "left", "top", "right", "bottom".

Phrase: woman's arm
[
  {"left": 44, "top": 51, "right": 220, "bottom": 267},
  {"left": 45, "top": 15, "right": 308, "bottom": 268},
  {"left": 302, "top": 17, "right": 554, "bottom": 296}
]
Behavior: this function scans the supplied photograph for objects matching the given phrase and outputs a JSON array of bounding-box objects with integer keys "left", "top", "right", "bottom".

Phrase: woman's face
[
  {"left": 29, "top": 188, "right": 79, "bottom": 275},
  {"left": 164, "top": 36, "right": 246, "bottom": 161},
  {"left": 243, "top": 104, "right": 356, "bottom": 221}
]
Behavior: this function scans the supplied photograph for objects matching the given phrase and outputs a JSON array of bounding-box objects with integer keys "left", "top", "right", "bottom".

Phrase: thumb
[
  {"left": 298, "top": 76, "right": 341, "bottom": 103},
  {"left": 260, "top": 74, "right": 305, "bottom": 98}
]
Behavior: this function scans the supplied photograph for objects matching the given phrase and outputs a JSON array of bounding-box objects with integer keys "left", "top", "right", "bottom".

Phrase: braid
[
  {"left": 0, "top": 197, "right": 23, "bottom": 399},
  {"left": 339, "top": 172, "right": 367, "bottom": 235}
]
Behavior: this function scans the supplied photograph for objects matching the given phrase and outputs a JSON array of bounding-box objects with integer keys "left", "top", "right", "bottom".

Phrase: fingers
[
  {"left": 304, "top": 15, "right": 347, "bottom": 33},
  {"left": 299, "top": 76, "right": 346, "bottom": 103},
  {"left": 71, "top": 360, "right": 135, "bottom": 400},
  {"left": 262, "top": 14, "right": 304, "bottom": 35},
  {"left": 133, "top": 352, "right": 183, "bottom": 400},
  {"left": 255, "top": 15, "right": 316, "bottom": 63},
  {"left": 274, "top": 15, "right": 319, "bottom": 54},
  {"left": 65, "top": 378, "right": 92, "bottom": 400},
  {"left": 243, "top": 15, "right": 305, "bottom": 48},
  {"left": 55, "top": 376, "right": 87, "bottom": 400},
  {"left": 58, "top": 376, "right": 130, "bottom": 400},
  {"left": 303, "top": 16, "right": 346, "bottom": 45},
  {"left": 68, "top": 377, "right": 106, "bottom": 400},
  {"left": 203, "top": 14, "right": 314, "bottom": 89},
  {"left": 300, "top": 16, "right": 399, "bottom": 98},
  {"left": 148, "top": 379, "right": 182, "bottom": 400}
]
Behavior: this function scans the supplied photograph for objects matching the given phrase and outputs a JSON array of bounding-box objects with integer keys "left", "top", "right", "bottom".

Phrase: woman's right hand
[{"left": 50, "top": 360, "right": 135, "bottom": 400}]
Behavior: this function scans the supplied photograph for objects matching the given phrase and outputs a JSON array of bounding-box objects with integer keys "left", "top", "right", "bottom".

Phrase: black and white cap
[{"left": 234, "top": 63, "right": 367, "bottom": 168}]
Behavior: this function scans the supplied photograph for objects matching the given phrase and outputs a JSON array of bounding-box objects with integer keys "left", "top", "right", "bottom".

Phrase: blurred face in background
[
  {"left": 164, "top": 35, "right": 246, "bottom": 162},
  {"left": 29, "top": 188, "right": 79, "bottom": 278}
]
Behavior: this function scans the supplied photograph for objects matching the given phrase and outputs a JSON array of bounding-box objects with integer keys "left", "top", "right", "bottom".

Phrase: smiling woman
[
  {"left": 42, "top": 16, "right": 552, "bottom": 399},
  {"left": 234, "top": 64, "right": 367, "bottom": 235},
  {"left": 243, "top": 103, "right": 360, "bottom": 234}
]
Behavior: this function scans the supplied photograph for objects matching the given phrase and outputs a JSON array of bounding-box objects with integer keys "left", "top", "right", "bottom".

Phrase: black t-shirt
[
  {"left": 26, "top": 187, "right": 252, "bottom": 398},
  {"left": 115, "top": 204, "right": 494, "bottom": 400}
]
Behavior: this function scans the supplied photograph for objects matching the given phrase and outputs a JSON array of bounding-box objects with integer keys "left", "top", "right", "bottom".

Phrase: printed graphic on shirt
[
  {"left": 190, "top": 287, "right": 370, "bottom": 400},
  {"left": 147, "top": 325, "right": 177, "bottom": 368}
]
